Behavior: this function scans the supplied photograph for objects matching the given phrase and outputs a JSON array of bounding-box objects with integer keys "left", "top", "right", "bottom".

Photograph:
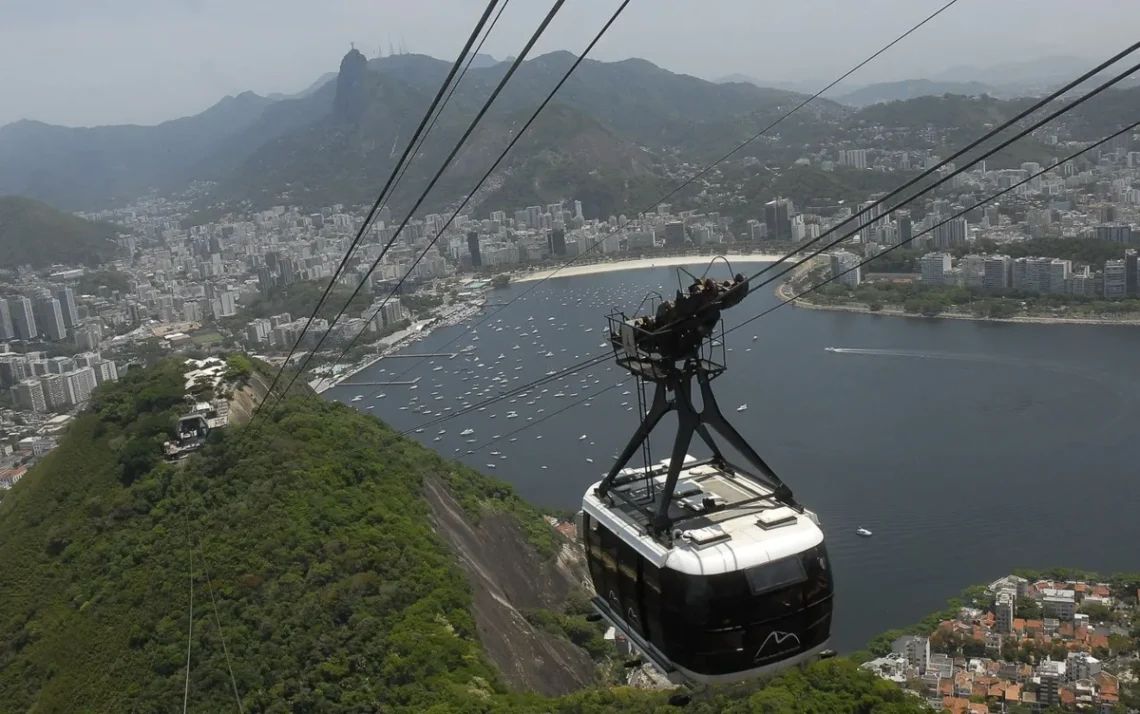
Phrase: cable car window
[
  {"left": 801, "top": 543, "right": 832, "bottom": 606},
  {"left": 743, "top": 556, "right": 807, "bottom": 596},
  {"left": 642, "top": 561, "right": 666, "bottom": 651},
  {"left": 584, "top": 514, "right": 601, "bottom": 554}
]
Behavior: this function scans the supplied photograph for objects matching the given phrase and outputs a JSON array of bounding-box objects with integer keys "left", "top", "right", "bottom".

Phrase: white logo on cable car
[{"left": 754, "top": 631, "right": 801, "bottom": 663}]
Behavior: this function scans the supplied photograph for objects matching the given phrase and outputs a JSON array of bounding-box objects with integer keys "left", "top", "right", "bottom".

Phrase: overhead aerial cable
[
  {"left": 197, "top": 536, "right": 245, "bottom": 713},
  {"left": 722, "top": 49, "right": 1140, "bottom": 309},
  {"left": 646, "top": 42, "right": 1140, "bottom": 338},
  {"left": 249, "top": 0, "right": 506, "bottom": 429},
  {"left": 329, "top": 0, "right": 636, "bottom": 390},
  {"left": 396, "top": 352, "right": 614, "bottom": 437},
  {"left": 355, "top": 46, "right": 1140, "bottom": 446},
  {"left": 261, "top": 0, "right": 571, "bottom": 417},
  {"left": 727, "top": 115, "right": 1140, "bottom": 334},
  {"left": 375, "top": 0, "right": 513, "bottom": 233},
  {"left": 181, "top": 478, "right": 195, "bottom": 714},
  {"left": 369, "top": 0, "right": 962, "bottom": 390},
  {"left": 435, "top": 102, "right": 1140, "bottom": 460}
]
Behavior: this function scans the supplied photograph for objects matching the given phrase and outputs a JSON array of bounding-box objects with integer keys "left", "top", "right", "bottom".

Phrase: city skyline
[{"left": 2, "top": 0, "right": 1133, "bottom": 127}]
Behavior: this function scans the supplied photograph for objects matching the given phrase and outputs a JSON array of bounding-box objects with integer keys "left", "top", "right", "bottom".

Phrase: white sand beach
[{"left": 513, "top": 254, "right": 783, "bottom": 282}]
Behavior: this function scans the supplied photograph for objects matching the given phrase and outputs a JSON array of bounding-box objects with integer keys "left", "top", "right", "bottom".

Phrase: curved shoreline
[
  {"left": 513, "top": 254, "right": 782, "bottom": 282},
  {"left": 776, "top": 281, "right": 1140, "bottom": 327}
]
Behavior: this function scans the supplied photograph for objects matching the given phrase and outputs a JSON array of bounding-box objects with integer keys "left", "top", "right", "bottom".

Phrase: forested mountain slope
[{"left": 0, "top": 360, "right": 927, "bottom": 713}]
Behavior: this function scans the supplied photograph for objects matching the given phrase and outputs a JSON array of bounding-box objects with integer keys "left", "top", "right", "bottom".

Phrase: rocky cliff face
[
  {"left": 423, "top": 477, "right": 596, "bottom": 696},
  {"left": 333, "top": 49, "right": 371, "bottom": 123}
]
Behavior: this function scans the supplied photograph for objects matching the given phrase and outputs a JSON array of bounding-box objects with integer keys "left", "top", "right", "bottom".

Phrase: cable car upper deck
[{"left": 583, "top": 455, "right": 823, "bottom": 576}]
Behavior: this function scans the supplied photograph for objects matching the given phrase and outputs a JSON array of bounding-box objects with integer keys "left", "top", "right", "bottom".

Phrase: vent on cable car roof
[
  {"left": 682, "top": 524, "right": 731, "bottom": 547},
  {"left": 756, "top": 507, "right": 798, "bottom": 530}
]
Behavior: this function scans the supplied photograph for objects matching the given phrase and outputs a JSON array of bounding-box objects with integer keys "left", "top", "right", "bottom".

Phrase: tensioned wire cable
[
  {"left": 317, "top": 50, "right": 1140, "bottom": 450},
  {"left": 428, "top": 115, "right": 1140, "bottom": 458},
  {"left": 357, "top": 0, "right": 965, "bottom": 395},
  {"left": 371, "top": 0, "right": 514, "bottom": 243},
  {"left": 328, "top": 0, "right": 639, "bottom": 392},
  {"left": 259, "top": 0, "right": 571, "bottom": 418},
  {"left": 645, "top": 42, "right": 1140, "bottom": 338},
  {"left": 727, "top": 116, "right": 1140, "bottom": 334},
  {"left": 249, "top": 0, "right": 506, "bottom": 429}
]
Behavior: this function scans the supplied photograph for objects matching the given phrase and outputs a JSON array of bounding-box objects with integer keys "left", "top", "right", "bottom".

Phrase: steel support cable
[
  {"left": 451, "top": 117, "right": 1140, "bottom": 460},
  {"left": 726, "top": 55, "right": 1140, "bottom": 306},
  {"left": 355, "top": 54, "right": 1140, "bottom": 451},
  {"left": 248, "top": 0, "right": 504, "bottom": 427},
  {"left": 261, "top": 0, "right": 570, "bottom": 417},
  {"left": 361, "top": 0, "right": 963, "bottom": 392},
  {"left": 640, "top": 44, "right": 1140, "bottom": 342},
  {"left": 241, "top": 14, "right": 1138, "bottom": 467},
  {"left": 726, "top": 116, "right": 1140, "bottom": 335},
  {"left": 644, "top": 41, "right": 1140, "bottom": 337},
  {"left": 197, "top": 537, "right": 245, "bottom": 713},
  {"left": 181, "top": 479, "right": 195, "bottom": 714},
  {"left": 468, "top": 376, "right": 634, "bottom": 453},
  {"left": 394, "top": 352, "right": 614, "bottom": 437},
  {"left": 331, "top": 0, "right": 637, "bottom": 397},
  {"left": 378, "top": 0, "right": 513, "bottom": 227}
]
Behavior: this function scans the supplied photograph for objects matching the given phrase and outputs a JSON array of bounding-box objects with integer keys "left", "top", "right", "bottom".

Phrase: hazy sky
[{"left": 1, "top": 0, "right": 1133, "bottom": 127}]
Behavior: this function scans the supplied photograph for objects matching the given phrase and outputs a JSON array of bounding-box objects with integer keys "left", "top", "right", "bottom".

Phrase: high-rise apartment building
[
  {"left": 55, "top": 287, "right": 79, "bottom": 327},
  {"left": 34, "top": 297, "right": 66, "bottom": 341},
  {"left": 13, "top": 379, "right": 46, "bottom": 413},
  {"left": 9, "top": 297, "right": 36, "bottom": 340},
  {"left": 920, "top": 253, "right": 952, "bottom": 285}
]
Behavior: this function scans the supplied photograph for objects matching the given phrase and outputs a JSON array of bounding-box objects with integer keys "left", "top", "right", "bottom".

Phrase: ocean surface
[{"left": 325, "top": 263, "right": 1140, "bottom": 653}]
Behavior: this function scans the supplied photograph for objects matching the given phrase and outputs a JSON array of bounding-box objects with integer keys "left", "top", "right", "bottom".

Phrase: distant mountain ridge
[
  {"left": 0, "top": 195, "right": 119, "bottom": 268},
  {"left": 834, "top": 78, "right": 1000, "bottom": 106},
  {"left": 1, "top": 50, "right": 831, "bottom": 216},
  {"left": 0, "top": 91, "right": 278, "bottom": 210}
]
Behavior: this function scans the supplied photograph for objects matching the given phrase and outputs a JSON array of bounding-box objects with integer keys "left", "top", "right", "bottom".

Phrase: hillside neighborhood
[{"left": 862, "top": 574, "right": 1140, "bottom": 713}]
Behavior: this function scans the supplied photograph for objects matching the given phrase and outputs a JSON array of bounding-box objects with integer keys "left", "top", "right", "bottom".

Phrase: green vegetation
[
  {"left": 225, "top": 279, "right": 373, "bottom": 325},
  {"left": 490, "top": 274, "right": 511, "bottom": 289},
  {"left": 770, "top": 166, "right": 914, "bottom": 207},
  {"left": 75, "top": 269, "right": 131, "bottom": 295},
  {"left": 809, "top": 280, "right": 1140, "bottom": 320},
  {"left": 0, "top": 361, "right": 931, "bottom": 713},
  {"left": 972, "top": 236, "right": 1133, "bottom": 267},
  {"left": 523, "top": 593, "right": 612, "bottom": 661},
  {"left": 863, "top": 238, "right": 1135, "bottom": 277},
  {"left": 224, "top": 354, "right": 253, "bottom": 382},
  {"left": 0, "top": 195, "right": 120, "bottom": 268},
  {"left": 399, "top": 292, "right": 443, "bottom": 318}
]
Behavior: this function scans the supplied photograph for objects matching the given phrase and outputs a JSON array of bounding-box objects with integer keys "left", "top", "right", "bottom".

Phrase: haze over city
[{"left": 2, "top": 0, "right": 1134, "bottom": 127}]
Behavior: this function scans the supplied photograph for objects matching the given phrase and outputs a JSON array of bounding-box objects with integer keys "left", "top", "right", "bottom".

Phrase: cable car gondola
[{"left": 578, "top": 273, "right": 834, "bottom": 684}]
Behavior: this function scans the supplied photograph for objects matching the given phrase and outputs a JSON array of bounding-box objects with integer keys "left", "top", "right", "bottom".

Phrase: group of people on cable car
[{"left": 619, "top": 273, "right": 750, "bottom": 358}]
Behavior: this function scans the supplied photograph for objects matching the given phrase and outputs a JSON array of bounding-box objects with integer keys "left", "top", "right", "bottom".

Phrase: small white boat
[
  {"left": 460, "top": 428, "right": 474, "bottom": 436},
  {"left": 736, "top": 404, "right": 748, "bottom": 412},
  {"left": 856, "top": 528, "right": 872, "bottom": 537},
  {"left": 351, "top": 395, "right": 363, "bottom": 402}
]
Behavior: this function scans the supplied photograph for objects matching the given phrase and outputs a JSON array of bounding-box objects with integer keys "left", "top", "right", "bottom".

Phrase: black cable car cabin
[
  {"left": 580, "top": 457, "right": 834, "bottom": 684},
  {"left": 580, "top": 276, "right": 834, "bottom": 683}
]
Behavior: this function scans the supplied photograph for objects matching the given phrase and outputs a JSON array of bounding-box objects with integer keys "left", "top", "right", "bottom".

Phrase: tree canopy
[
  {"left": 0, "top": 360, "right": 931, "bottom": 713},
  {"left": 0, "top": 195, "right": 120, "bottom": 268}
]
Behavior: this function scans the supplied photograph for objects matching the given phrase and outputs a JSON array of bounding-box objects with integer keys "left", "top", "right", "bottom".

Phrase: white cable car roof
[{"left": 583, "top": 456, "right": 823, "bottom": 576}]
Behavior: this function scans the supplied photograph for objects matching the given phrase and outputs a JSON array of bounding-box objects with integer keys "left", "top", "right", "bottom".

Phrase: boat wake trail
[{"left": 824, "top": 347, "right": 983, "bottom": 361}]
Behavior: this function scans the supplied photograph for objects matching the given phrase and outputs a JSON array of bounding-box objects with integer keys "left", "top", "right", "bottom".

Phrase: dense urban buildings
[{"left": 861, "top": 574, "right": 1132, "bottom": 713}]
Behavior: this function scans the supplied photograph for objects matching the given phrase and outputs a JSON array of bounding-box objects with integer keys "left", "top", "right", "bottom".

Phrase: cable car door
[{"left": 617, "top": 540, "right": 648, "bottom": 640}]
